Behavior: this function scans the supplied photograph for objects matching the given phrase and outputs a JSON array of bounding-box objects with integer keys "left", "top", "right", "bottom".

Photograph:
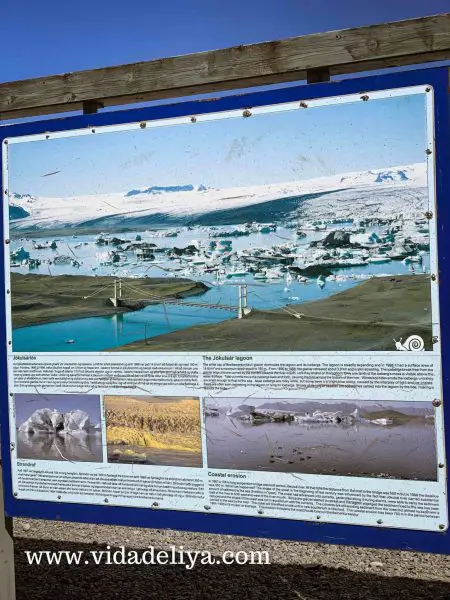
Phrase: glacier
[{"left": 9, "top": 163, "right": 428, "bottom": 232}]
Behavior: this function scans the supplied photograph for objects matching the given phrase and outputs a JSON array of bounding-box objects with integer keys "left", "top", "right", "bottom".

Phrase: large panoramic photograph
[{"left": 6, "top": 91, "right": 433, "bottom": 352}]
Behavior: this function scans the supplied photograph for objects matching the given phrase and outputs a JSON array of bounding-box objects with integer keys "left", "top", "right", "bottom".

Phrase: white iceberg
[{"left": 18, "top": 408, "right": 97, "bottom": 434}]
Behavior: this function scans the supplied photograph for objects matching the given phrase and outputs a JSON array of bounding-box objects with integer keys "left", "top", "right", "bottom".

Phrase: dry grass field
[{"left": 105, "top": 395, "right": 202, "bottom": 455}]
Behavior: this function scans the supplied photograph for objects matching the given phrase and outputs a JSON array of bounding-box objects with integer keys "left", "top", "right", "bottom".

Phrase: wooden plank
[{"left": 1, "top": 13, "right": 450, "bottom": 120}]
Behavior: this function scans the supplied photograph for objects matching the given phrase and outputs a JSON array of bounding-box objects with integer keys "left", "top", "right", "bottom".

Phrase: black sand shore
[
  {"left": 10, "top": 273, "right": 208, "bottom": 328},
  {"left": 113, "top": 275, "right": 432, "bottom": 352}
]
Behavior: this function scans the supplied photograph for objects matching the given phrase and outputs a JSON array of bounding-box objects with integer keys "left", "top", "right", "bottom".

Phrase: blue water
[
  {"left": 11, "top": 227, "right": 429, "bottom": 352},
  {"left": 13, "top": 259, "right": 426, "bottom": 352}
]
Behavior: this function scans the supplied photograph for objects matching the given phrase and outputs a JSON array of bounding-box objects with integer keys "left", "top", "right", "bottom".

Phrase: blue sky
[
  {"left": 9, "top": 93, "right": 426, "bottom": 196},
  {"left": 2, "top": 0, "right": 449, "bottom": 81},
  {"left": 3, "top": 1, "right": 438, "bottom": 196}
]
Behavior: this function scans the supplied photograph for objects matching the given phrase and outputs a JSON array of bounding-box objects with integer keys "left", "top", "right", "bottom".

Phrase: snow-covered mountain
[{"left": 9, "top": 163, "right": 427, "bottom": 232}]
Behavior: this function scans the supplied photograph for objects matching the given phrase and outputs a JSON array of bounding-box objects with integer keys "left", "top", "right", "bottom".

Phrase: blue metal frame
[{"left": 1, "top": 67, "right": 449, "bottom": 554}]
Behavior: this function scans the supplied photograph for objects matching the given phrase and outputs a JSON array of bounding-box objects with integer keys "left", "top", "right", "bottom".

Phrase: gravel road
[{"left": 13, "top": 518, "right": 450, "bottom": 599}]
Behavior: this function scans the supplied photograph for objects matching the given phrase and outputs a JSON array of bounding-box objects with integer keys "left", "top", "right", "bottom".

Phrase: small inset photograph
[
  {"left": 15, "top": 393, "right": 103, "bottom": 462},
  {"left": 104, "top": 395, "right": 202, "bottom": 467},
  {"left": 205, "top": 398, "right": 437, "bottom": 481}
]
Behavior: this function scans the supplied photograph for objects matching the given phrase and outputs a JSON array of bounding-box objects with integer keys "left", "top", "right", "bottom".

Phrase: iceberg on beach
[{"left": 18, "top": 408, "right": 99, "bottom": 435}]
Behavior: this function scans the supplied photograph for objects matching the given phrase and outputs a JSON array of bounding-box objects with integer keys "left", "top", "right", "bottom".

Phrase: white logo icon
[{"left": 393, "top": 335, "right": 425, "bottom": 352}]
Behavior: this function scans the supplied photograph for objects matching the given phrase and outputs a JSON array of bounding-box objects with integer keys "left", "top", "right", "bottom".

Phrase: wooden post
[{"left": 0, "top": 463, "right": 15, "bottom": 600}]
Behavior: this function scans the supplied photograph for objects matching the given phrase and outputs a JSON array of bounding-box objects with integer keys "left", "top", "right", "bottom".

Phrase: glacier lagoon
[{"left": 10, "top": 223, "right": 430, "bottom": 353}]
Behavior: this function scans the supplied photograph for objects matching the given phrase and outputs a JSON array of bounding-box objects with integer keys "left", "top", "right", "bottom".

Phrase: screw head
[
  {"left": 104, "top": 498, "right": 109, "bottom": 504},
  {"left": 242, "top": 109, "right": 252, "bottom": 118},
  {"left": 190, "top": 116, "right": 197, "bottom": 123},
  {"left": 425, "top": 149, "right": 432, "bottom": 155},
  {"left": 431, "top": 273, "right": 437, "bottom": 281},
  {"left": 432, "top": 399, "right": 442, "bottom": 408},
  {"left": 139, "top": 122, "right": 147, "bottom": 129},
  {"left": 13, "top": 492, "right": 18, "bottom": 497},
  {"left": 5, "top": 239, "right": 10, "bottom": 244},
  {"left": 152, "top": 502, "right": 159, "bottom": 508},
  {"left": 377, "top": 519, "right": 383, "bottom": 525},
  {"left": 299, "top": 101, "right": 308, "bottom": 109},
  {"left": 57, "top": 495, "right": 61, "bottom": 500},
  {"left": 361, "top": 95, "right": 370, "bottom": 101},
  {"left": 432, "top": 336, "right": 439, "bottom": 344},
  {"left": 91, "top": 129, "right": 96, "bottom": 133},
  {"left": 257, "top": 509, "right": 264, "bottom": 515},
  {"left": 425, "top": 211, "right": 433, "bottom": 220},
  {"left": 425, "top": 87, "right": 431, "bottom": 92},
  {"left": 204, "top": 505, "right": 211, "bottom": 510},
  {"left": 438, "top": 463, "right": 445, "bottom": 469},
  {"left": 10, "top": 443, "right": 15, "bottom": 450},
  {"left": 439, "top": 524, "right": 445, "bottom": 530}
]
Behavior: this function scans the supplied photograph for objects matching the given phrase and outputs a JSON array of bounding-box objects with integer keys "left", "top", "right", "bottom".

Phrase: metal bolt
[
  {"left": 104, "top": 498, "right": 109, "bottom": 504},
  {"left": 5, "top": 239, "right": 10, "bottom": 244},
  {"left": 425, "top": 149, "right": 432, "bottom": 155},
  {"left": 425, "top": 211, "right": 433, "bottom": 220},
  {"left": 139, "top": 122, "right": 147, "bottom": 129},
  {"left": 91, "top": 129, "right": 96, "bottom": 133},
  {"left": 6, "top": 289, "right": 10, "bottom": 295},
  {"left": 432, "top": 336, "right": 439, "bottom": 344},
  {"left": 299, "top": 101, "right": 308, "bottom": 109},
  {"left": 8, "top": 341, "right": 11, "bottom": 345},
  {"left": 242, "top": 109, "right": 252, "bottom": 118},
  {"left": 377, "top": 519, "right": 383, "bottom": 525},
  {"left": 438, "top": 463, "right": 445, "bottom": 468},
  {"left": 257, "top": 509, "right": 264, "bottom": 515},
  {"left": 425, "top": 87, "right": 431, "bottom": 93},
  {"left": 190, "top": 116, "right": 197, "bottom": 123},
  {"left": 57, "top": 495, "right": 61, "bottom": 500},
  {"left": 431, "top": 273, "right": 437, "bottom": 281},
  {"left": 439, "top": 524, "right": 445, "bottom": 530},
  {"left": 9, "top": 393, "right": 13, "bottom": 397},
  {"left": 152, "top": 502, "right": 159, "bottom": 508},
  {"left": 4, "top": 140, "right": 8, "bottom": 145},
  {"left": 316, "top": 515, "right": 321, "bottom": 520},
  {"left": 10, "top": 443, "right": 15, "bottom": 450},
  {"left": 4, "top": 189, "right": 8, "bottom": 195},
  {"left": 361, "top": 95, "right": 370, "bottom": 102},
  {"left": 45, "top": 135, "right": 50, "bottom": 139},
  {"left": 204, "top": 505, "right": 211, "bottom": 510},
  {"left": 432, "top": 399, "right": 442, "bottom": 407},
  {"left": 13, "top": 492, "right": 18, "bottom": 497}
]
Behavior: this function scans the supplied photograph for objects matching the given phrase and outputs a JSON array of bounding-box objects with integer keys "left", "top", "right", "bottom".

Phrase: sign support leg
[{"left": 0, "top": 464, "right": 15, "bottom": 600}]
